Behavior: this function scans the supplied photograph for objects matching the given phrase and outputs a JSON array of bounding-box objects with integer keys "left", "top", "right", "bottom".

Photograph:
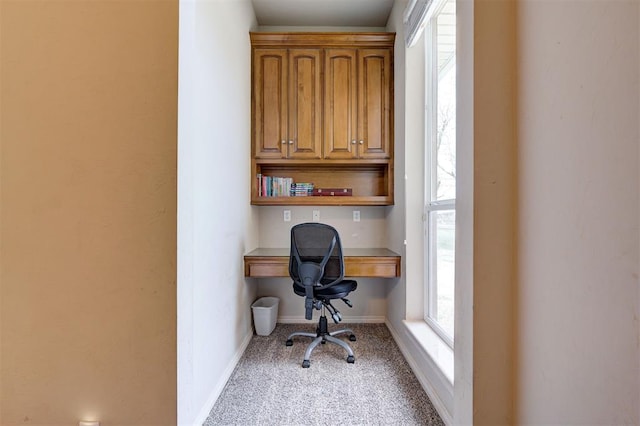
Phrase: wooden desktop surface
[{"left": 244, "top": 248, "right": 401, "bottom": 278}]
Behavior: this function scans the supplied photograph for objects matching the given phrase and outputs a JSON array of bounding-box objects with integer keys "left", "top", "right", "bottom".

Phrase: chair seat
[{"left": 293, "top": 280, "right": 357, "bottom": 299}]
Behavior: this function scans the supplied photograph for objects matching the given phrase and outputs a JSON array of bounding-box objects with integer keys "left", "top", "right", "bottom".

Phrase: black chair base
[{"left": 286, "top": 314, "right": 356, "bottom": 368}]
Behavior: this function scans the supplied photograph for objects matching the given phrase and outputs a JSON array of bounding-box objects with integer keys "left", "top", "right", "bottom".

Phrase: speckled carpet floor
[{"left": 204, "top": 323, "right": 444, "bottom": 426}]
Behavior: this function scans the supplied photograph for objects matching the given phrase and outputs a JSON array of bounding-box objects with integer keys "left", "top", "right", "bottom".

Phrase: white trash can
[{"left": 251, "top": 297, "right": 279, "bottom": 336}]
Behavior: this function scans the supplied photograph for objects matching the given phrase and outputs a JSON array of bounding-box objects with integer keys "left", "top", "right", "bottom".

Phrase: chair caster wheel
[
  {"left": 286, "top": 339, "right": 293, "bottom": 346},
  {"left": 302, "top": 360, "right": 310, "bottom": 368},
  {"left": 349, "top": 334, "right": 356, "bottom": 341},
  {"left": 347, "top": 355, "right": 355, "bottom": 363}
]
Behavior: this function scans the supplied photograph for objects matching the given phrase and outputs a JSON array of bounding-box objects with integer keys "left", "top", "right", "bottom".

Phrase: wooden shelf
[
  {"left": 251, "top": 160, "right": 393, "bottom": 206},
  {"left": 251, "top": 195, "right": 392, "bottom": 206}
]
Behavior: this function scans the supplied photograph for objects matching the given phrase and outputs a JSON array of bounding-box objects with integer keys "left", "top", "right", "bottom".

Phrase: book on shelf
[
  {"left": 257, "top": 173, "right": 262, "bottom": 197},
  {"left": 312, "top": 188, "right": 353, "bottom": 196}
]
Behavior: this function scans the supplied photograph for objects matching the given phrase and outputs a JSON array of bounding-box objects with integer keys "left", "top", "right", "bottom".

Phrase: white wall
[
  {"left": 256, "top": 206, "right": 389, "bottom": 322},
  {"left": 252, "top": 25, "right": 397, "bottom": 323},
  {"left": 385, "top": 0, "right": 409, "bottom": 331},
  {"left": 384, "top": 0, "right": 408, "bottom": 336},
  {"left": 177, "top": 1, "right": 258, "bottom": 424},
  {"left": 454, "top": 0, "right": 474, "bottom": 422},
  {"left": 516, "top": 0, "right": 639, "bottom": 423},
  {"left": 396, "top": 11, "right": 425, "bottom": 323}
]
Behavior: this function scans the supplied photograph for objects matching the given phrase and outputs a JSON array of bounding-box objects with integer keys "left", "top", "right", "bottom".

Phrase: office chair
[{"left": 285, "top": 222, "right": 358, "bottom": 368}]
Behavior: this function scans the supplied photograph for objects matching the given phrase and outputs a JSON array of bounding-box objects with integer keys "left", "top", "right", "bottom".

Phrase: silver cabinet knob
[
  {"left": 351, "top": 140, "right": 356, "bottom": 144},
  {"left": 289, "top": 140, "right": 294, "bottom": 144},
  {"left": 359, "top": 140, "right": 364, "bottom": 145},
  {"left": 281, "top": 140, "right": 287, "bottom": 144}
]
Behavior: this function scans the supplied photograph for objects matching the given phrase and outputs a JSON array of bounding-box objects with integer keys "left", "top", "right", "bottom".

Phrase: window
[{"left": 424, "top": 0, "right": 456, "bottom": 346}]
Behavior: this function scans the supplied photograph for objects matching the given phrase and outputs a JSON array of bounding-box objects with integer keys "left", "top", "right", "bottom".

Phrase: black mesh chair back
[{"left": 289, "top": 222, "right": 344, "bottom": 287}]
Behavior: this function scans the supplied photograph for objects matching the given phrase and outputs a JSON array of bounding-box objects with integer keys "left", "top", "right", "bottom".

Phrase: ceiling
[{"left": 251, "top": 0, "right": 396, "bottom": 27}]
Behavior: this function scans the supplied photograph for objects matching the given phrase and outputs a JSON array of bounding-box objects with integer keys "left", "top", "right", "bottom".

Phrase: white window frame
[{"left": 424, "top": 0, "right": 456, "bottom": 348}]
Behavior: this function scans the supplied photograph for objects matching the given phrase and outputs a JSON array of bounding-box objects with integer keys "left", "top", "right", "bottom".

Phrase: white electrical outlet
[
  {"left": 283, "top": 210, "right": 291, "bottom": 222},
  {"left": 312, "top": 210, "right": 320, "bottom": 222},
  {"left": 353, "top": 210, "right": 360, "bottom": 222}
]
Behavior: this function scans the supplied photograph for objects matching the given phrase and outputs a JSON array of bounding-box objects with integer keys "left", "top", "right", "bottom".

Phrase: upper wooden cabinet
[
  {"left": 358, "top": 48, "right": 393, "bottom": 159},
  {"left": 323, "top": 48, "right": 357, "bottom": 159},
  {"left": 324, "top": 48, "right": 392, "bottom": 159},
  {"left": 250, "top": 32, "right": 395, "bottom": 206},
  {"left": 253, "top": 48, "right": 322, "bottom": 159}
]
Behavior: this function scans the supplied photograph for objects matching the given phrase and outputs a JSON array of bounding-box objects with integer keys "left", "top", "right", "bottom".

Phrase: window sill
[{"left": 403, "top": 320, "right": 454, "bottom": 384}]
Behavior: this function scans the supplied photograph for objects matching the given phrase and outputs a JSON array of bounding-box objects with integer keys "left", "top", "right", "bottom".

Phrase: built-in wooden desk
[{"left": 244, "top": 248, "right": 401, "bottom": 278}]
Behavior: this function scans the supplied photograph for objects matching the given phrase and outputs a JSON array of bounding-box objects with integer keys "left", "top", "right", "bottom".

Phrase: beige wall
[
  {"left": 470, "top": 1, "right": 639, "bottom": 423},
  {"left": 472, "top": 0, "right": 517, "bottom": 424},
  {"left": 1, "top": 1, "right": 178, "bottom": 424},
  {"left": 516, "top": 0, "right": 639, "bottom": 423}
]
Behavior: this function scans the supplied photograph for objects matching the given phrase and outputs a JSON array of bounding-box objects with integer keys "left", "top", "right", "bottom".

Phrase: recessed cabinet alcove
[{"left": 251, "top": 32, "right": 395, "bottom": 206}]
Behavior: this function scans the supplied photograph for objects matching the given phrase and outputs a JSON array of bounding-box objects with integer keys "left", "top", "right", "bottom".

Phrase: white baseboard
[
  {"left": 192, "top": 329, "right": 253, "bottom": 426},
  {"left": 277, "top": 315, "right": 386, "bottom": 324},
  {"left": 385, "top": 319, "right": 454, "bottom": 425}
]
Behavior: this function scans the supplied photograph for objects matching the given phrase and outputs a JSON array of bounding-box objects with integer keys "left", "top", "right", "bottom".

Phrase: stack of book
[
  {"left": 257, "top": 174, "right": 314, "bottom": 197},
  {"left": 290, "top": 182, "right": 314, "bottom": 196}
]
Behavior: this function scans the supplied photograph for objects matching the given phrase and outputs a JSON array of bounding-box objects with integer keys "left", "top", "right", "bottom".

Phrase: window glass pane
[
  {"left": 435, "top": 2, "right": 456, "bottom": 202},
  {"left": 428, "top": 209, "right": 455, "bottom": 338}
]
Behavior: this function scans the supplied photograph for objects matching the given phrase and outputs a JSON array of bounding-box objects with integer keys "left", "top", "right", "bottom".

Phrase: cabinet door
[
  {"left": 358, "top": 48, "right": 392, "bottom": 159},
  {"left": 288, "top": 49, "right": 322, "bottom": 159},
  {"left": 324, "top": 49, "right": 358, "bottom": 159},
  {"left": 253, "top": 49, "right": 287, "bottom": 158}
]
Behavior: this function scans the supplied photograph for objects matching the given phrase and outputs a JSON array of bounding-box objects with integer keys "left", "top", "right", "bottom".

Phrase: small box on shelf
[{"left": 312, "top": 188, "right": 353, "bottom": 196}]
